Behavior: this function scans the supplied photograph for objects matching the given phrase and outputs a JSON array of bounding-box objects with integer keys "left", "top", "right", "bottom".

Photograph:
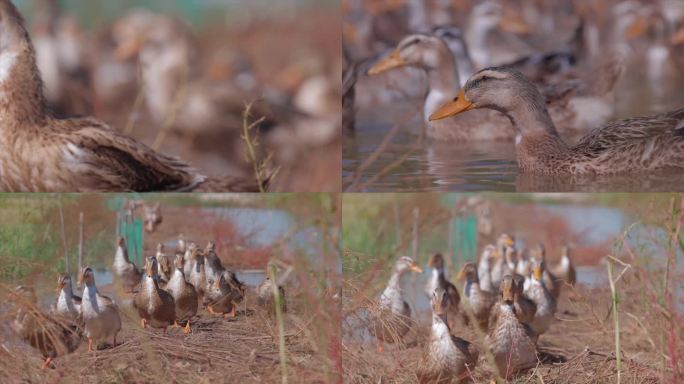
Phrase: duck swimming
[{"left": 429, "top": 67, "right": 684, "bottom": 175}]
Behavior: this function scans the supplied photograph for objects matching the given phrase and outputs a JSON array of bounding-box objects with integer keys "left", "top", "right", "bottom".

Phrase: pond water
[{"left": 345, "top": 63, "right": 684, "bottom": 192}]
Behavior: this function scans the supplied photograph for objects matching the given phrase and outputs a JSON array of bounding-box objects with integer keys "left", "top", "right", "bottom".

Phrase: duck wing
[{"left": 52, "top": 117, "right": 206, "bottom": 191}]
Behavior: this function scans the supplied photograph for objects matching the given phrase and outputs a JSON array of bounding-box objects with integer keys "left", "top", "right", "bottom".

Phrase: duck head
[
  {"left": 499, "top": 275, "right": 515, "bottom": 304},
  {"left": 173, "top": 254, "right": 184, "bottom": 270},
  {"left": 457, "top": 262, "right": 478, "bottom": 282},
  {"left": 393, "top": 256, "right": 423, "bottom": 275},
  {"left": 368, "top": 33, "right": 453, "bottom": 75},
  {"left": 57, "top": 273, "right": 73, "bottom": 292},
  {"left": 429, "top": 67, "right": 547, "bottom": 121},
  {"left": 143, "top": 203, "right": 162, "bottom": 233},
  {"left": 79, "top": 267, "right": 96, "bottom": 288},
  {"left": 427, "top": 253, "right": 446, "bottom": 270}
]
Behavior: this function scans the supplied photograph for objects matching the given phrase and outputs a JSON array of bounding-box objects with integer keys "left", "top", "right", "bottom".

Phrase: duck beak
[
  {"left": 115, "top": 36, "right": 144, "bottom": 61},
  {"left": 625, "top": 16, "right": 649, "bottom": 40},
  {"left": 429, "top": 89, "right": 474, "bottom": 121},
  {"left": 671, "top": 26, "right": 684, "bottom": 45},
  {"left": 502, "top": 284, "right": 514, "bottom": 303},
  {"left": 368, "top": 50, "right": 406, "bottom": 76},
  {"left": 533, "top": 265, "right": 543, "bottom": 280},
  {"left": 410, "top": 263, "right": 423, "bottom": 273}
]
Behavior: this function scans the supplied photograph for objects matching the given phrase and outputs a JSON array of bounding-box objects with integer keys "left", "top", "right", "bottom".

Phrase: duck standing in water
[
  {"left": 134, "top": 257, "right": 176, "bottom": 334},
  {"left": 166, "top": 254, "right": 198, "bottom": 333},
  {"left": 417, "top": 288, "right": 479, "bottom": 384},
  {"left": 80, "top": 267, "right": 122, "bottom": 351},
  {"left": 486, "top": 275, "right": 537, "bottom": 379},
  {"left": 10, "top": 285, "right": 81, "bottom": 368},
  {"left": 370, "top": 256, "right": 423, "bottom": 353}
]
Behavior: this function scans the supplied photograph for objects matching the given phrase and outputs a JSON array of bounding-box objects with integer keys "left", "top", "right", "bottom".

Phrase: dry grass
[{"left": 1, "top": 288, "right": 340, "bottom": 384}]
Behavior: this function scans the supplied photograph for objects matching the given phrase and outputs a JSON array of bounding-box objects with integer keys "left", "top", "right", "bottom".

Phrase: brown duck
[
  {"left": 457, "top": 262, "right": 496, "bottom": 331},
  {"left": 203, "top": 272, "right": 245, "bottom": 318},
  {"left": 166, "top": 254, "right": 198, "bottom": 333},
  {"left": 133, "top": 256, "right": 176, "bottom": 333},
  {"left": 10, "top": 285, "right": 81, "bottom": 369},
  {"left": 0, "top": 0, "right": 259, "bottom": 192}
]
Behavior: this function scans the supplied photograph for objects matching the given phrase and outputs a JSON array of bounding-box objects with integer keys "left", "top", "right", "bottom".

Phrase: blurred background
[
  {"left": 0, "top": 193, "right": 341, "bottom": 382},
  {"left": 16, "top": 0, "right": 341, "bottom": 191},
  {"left": 343, "top": 0, "right": 684, "bottom": 192}
]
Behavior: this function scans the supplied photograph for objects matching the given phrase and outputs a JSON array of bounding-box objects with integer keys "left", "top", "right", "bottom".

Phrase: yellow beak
[
  {"left": 429, "top": 89, "right": 475, "bottom": 121},
  {"left": 410, "top": 263, "right": 424, "bottom": 273},
  {"left": 368, "top": 50, "right": 406, "bottom": 76}
]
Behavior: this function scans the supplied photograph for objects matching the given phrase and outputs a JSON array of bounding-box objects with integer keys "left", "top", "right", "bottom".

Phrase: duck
[
  {"left": 10, "top": 285, "right": 81, "bottom": 369},
  {"left": 0, "top": 0, "right": 259, "bottom": 192},
  {"left": 188, "top": 245, "right": 207, "bottom": 302},
  {"left": 429, "top": 66, "right": 684, "bottom": 175},
  {"left": 370, "top": 256, "right": 423, "bottom": 353},
  {"left": 203, "top": 241, "right": 224, "bottom": 283},
  {"left": 155, "top": 243, "right": 172, "bottom": 285},
  {"left": 531, "top": 244, "right": 561, "bottom": 299},
  {"left": 457, "top": 261, "right": 496, "bottom": 331},
  {"left": 257, "top": 263, "right": 287, "bottom": 314},
  {"left": 417, "top": 287, "right": 479, "bottom": 384},
  {"left": 112, "top": 237, "right": 141, "bottom": 293},
  {"left": 182, "top": 241, "right": 196, "bottom": 278},
  {"left": 477, "top": 245, "right": 496, "bottom": 293},
  {"left": 510, "top": 275, "right": 537, "bottom": 326},
  {"left": 143, "top": 203, "right": 162, "bottom": 233},
  {"left": 424, "top": 253, "right": 460, "bottom": 331},
  {"left": 55, "top": 273, "right": 82, "bottom": 321},
  {"left": 165, "top": 254, "right": 198, "bottom": 333},
  {"left": 523, "top": 258, "right": 557, "bottom": 339},
  {"left": 551, "top": 246, "right": 577, "bottom": 287},
  {"left": 485, "top": 275, "right": 537, "bottom": 379},
  {"left": 133, "top": 257, "right": 176, "bottom": 334},
  {"left": 491, "top": 235, "right": 515, "bottom": 288},
  {"left": 203, "top": 271, "right": 245, "bottom": 318},
  {"left": 79, "top": 266, "right": 122, "bottom": 351}
]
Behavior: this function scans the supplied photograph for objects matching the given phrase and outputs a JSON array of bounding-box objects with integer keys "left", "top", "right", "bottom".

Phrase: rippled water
[{"left": 344, "top": 63, "right": 684, "bottom": 192}]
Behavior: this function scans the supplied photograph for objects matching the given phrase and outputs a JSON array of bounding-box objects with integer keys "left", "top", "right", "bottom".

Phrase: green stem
[{"left": 270, "top": 264, "right": 287, "bottom": 384}]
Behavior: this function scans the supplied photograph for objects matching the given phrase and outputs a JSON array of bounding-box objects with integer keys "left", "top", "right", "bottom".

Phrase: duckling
[
  {"left": 203, "top": 272, "right": 245, "bottom": 318},
  {"left": 551, "top": 246, "right": 577, "bottom": 287},
  {"left": 166, "top": 254, "right": 198, "bottom": 333},
  {"left": 155, "top": 243, "right": 172, "bottom": 285},
  {"left": 523, "top": 259, "right": 557, "bottom": 339},
  {"left": 112, "top": 237, "right": 141, "bottom": 293},
  {"left": 143, "top": 203, "right": 162, "bottom": 233},
  {"left": 486, "top": 275, "right": 537, "bottom": 379},
  {"left": 133, "top": 257, "right": 176, "bottom": 334},
  {"left": 80, "top": 267, "right": 121, "bottom": 351},
  {"left": 429, "top": 67, "right": 684, "bottom": 175},
  {"left": 55, "top": 273, "right": 81, "bottom": 321},
  {"left": 257, "top": 263, "right": 287, "bottom": 313},
  {"left": 417, "top": 288, "right": 479, "bottom": 384},
  {"left": 0, "top": 0, "right": 259, "bottom": 192},
  {"left": 424, "top": 253, "right": 460, "bottom": 331},
  {"left": 370, "top": 256, "right": 423, "bottom": 353},
  {"left": 457, "top": 262, "right": 496, "bottom": 331},
  {"left": 477, "top": 245, "right": 496, "bottom": 293},
  {"left": 10, "top": 285, "right": 81, "bottom": 369},
  {"left": 188, "top": 246, "right": 207, "bottom": 302}
]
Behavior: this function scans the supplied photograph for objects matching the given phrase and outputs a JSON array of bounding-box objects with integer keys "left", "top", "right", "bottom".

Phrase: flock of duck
[
  {"left": 371, "top": 233, "right": 576, "bottom": 381},
  {"left": 8, "top": 236, "right": 286, "bottom": 369},
  {"left": 0, "top": 0, "right": 339, "bottom": 192},
  {"left": 344, "top": 0, "right": 684, "bottom": 176}
]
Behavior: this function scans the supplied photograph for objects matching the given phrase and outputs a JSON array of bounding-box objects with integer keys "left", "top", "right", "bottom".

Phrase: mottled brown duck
[
  {"left": 430, "top": 67, "right": 684, "bottom": 175},
  {"left": 166, "top": 254, "right": 198, "bottom": 333},
  {"left": 417, "top": 288, "right": 479, "bottom": 384},
  {"left": 424, "top": 253, "right": 460, "bottom": 332},
  {"left": 457, "top": 262, "right": 496, "bottom": 331},
  {"left": 133, "top": 257, "right": 176, "bottom": 333}
]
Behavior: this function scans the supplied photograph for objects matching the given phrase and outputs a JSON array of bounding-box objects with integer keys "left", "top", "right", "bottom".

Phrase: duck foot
[
  {"left": 376, "top": 339, "right": 383, "bottom": 353},
  {"left": 41, "top": 357, "right": 53, "bottom": 369},
  {"left": 183, "top": 320, "right": 191, "bottom": 334}
]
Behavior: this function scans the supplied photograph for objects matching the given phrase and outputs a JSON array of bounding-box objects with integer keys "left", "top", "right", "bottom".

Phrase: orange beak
[
  {"left": 368, "top": 50, "right": 406, "bottom": 76},
  {"left": 429, "top": 89, "right": 475, "bottom": 121},
  {"left": 115, "top": 36, "right": 144, "bottom": 61},
  {"left": 410, "top": 263, "right": 423, "bottom": 273},
  {"left": 625, "top": 16, "right": 649, "bottom": 40}
]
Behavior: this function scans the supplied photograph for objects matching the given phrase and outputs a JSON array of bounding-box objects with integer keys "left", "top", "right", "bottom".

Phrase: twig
[{"left": 241, "top": 101, "right": 269, "bottom": 193}]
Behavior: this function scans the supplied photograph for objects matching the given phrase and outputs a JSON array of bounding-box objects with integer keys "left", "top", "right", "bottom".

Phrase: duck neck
[
  {"left": 431, "top": 312, "right": 451, "bottom": 340},
  {"left": 464, "top": 275, "right": 480, "bottom": 297},
  {"left": 502, "top": 98, "right": 569, "bottom": 157},
  {"left": 60, "top": 285, "right": 73, "bottom": 300},
  {"left": 173, "top": 267, "right": 186, "bottom": 285},
  {"left": 0, "top": 16, "right": 48, "bottom": 126},
  {"left": 115, "top": 245, "right": 130, "bottom": 264},
  {"left": 423, "top": 54, "right": 460, "bottom": 123},
  {"left": 386, "top": 270, "right": 404, "bottom": 291}
]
